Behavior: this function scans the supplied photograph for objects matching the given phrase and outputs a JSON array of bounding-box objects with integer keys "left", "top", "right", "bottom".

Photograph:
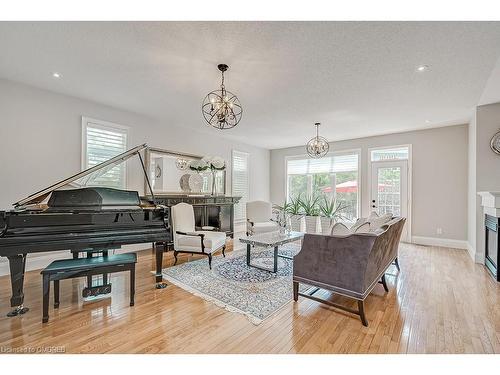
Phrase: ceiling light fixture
[
  {"left": 52, "top": 72, "right": 61, "bottom": 78},
  {"left": 416, "top": 65, "right": 429, "bottom": 72},
  {"left": 306, "top": 122, "right": 329, "bottom": 158},
  {"left": 202, "top": 64, "right": 242, "bottom": 130}
]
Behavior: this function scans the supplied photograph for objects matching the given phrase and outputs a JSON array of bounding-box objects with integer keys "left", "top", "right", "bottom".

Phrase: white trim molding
[
  {"left": 81, "top": 116, "right": 130, "bottom": 188},
  {"left": 367, "top": 144, "right": 412, "bottom": 242},
  {"left": 412, "top": 235, "right": 468, "bottom": 250}
]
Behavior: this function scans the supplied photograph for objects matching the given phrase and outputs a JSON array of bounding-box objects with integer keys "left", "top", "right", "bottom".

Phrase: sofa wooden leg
[
  {"left": 208, "top": 254, "right": 212, "bottom": 270},
  {"left": 173, "top": 251, "right": 179, "bottom": 266},
  {"left": 293, "top": 281, "right": 299, "bottom": 301},
  {"left": 381, "top": 274, "right": 389, "bottom": 292},
  {"left": 222, "top": 245, "right": 226, "bottom": 257},
  {"left": 358, "top": 300, "right": 368, "bottom": 326},
  {"left": 394, "top": 257, "right": 400, "bottom": 271}
]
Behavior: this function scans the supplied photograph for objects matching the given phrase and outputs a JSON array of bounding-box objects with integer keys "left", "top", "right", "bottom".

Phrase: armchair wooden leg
[
  {"left": 222, "top": 245, "right": 226, "bottom": 257},
  {"left": 358, "top": 300, "right": 368, "bottom": 327},
  {"left": 173, "top": 251, "right": 179, "bottom": 266},
  {"left": 54, "top": 280, "right": 60, "bottom": 308},
  {"left": 208, "top": 254, "right": 212, "bottom": 270},
  {"left": 394, "top": 257, "right": 400, "bottom": 271},
  {"left": 293, "top": 281, "right": 299, "bottom": 301},
  {"left": 381, "top": 274, "right": 388, "bottom": 292}
]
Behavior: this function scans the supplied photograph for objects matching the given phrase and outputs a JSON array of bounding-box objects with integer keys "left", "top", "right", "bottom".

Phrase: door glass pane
[
  {"left": 371, "top": 147, "right": 409, "bottom": 161},
  {"left": 377, "top": 167, "right": 401, "bottom": 216}
]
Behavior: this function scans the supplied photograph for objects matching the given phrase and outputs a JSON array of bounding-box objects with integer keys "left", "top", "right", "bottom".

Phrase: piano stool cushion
[
  {"left": 41, "top": 253, "right": 137, "bottom": 274},
  {"left": 176, "top": 231, "right": 227, "bottom": 253},
  {"left": 251, "top": 221, "right": 280, "bottom": 234}
]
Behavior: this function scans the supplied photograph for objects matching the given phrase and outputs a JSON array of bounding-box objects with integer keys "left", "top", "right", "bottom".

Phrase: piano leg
[
  {"left": 155, "top": 242, "right": 167, "bottom": 289},
  {"left": 6, "top": 254, "right": 29, "bottom": 317}
]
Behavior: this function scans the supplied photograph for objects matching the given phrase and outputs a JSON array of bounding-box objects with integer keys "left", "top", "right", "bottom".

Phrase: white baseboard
[
  {"left": 466, "top": 242, "right": 476, "bottom": 262},
  {"left": 411, "top": 236, "right": 468, "bottom": 250},
  {"left": 466, "top": 242, "right": 486, "bottom": 264},
  {"left": 0, "top": 244, "right": 151, "bottom": 277}
]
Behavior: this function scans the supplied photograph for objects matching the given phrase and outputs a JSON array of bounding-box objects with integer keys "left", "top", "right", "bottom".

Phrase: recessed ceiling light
[
  {"left": 52, "top": 72, "right": 61, "bottom": 78},
  {"left": 416, "top": 65, "right": 429, "bottom": 72}
]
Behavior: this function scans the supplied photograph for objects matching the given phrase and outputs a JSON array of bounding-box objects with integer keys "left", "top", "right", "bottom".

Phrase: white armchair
[
  {"left": 246, "top": 200, "right": 280, "bottom": 235},
  {"left": 171, "top": 203, "right": 227, "bottom": 269}
]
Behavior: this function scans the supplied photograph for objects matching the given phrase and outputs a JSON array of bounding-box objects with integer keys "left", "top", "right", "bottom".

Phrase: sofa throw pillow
[
  {"left": 330, "top": 222, "right": 351, "bottom": 235},
  {"left": 350, "top": 217, "right": 366, "bottom": 232},
  {"left": 368, "top": 211, "right": 379, "bottom": 219},
  {"left": 368, "top": 213, "right": 392, "bottom": 231},
  {"left": 354, "top": 222, "right": 371, "bottom": 233}
]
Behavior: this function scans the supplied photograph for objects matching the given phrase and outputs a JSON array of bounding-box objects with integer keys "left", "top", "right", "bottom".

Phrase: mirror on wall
[{"left": 144, "top": 147, "right": 226, "bottom": 195}]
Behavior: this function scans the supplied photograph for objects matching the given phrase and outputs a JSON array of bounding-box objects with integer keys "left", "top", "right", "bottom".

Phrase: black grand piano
[{"left": 0, "top": 144, "right": 170, "bottom": 317}]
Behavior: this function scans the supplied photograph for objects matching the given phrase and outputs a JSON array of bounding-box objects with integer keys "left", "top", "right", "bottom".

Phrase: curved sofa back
[{"left": 293, "top": 217, "right": 406, "bottom": 299}]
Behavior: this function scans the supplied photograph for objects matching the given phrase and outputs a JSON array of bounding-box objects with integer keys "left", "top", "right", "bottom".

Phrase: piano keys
[{"left": 0, "top": 144, "right": 171, "bottom": 317}]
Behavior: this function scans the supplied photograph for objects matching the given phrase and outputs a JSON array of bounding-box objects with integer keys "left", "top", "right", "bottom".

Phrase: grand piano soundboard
[{"left": 0, "top": 144, "right": 171, "bottom": 317}]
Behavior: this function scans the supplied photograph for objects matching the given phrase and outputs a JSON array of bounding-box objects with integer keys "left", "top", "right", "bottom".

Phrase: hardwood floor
[{"left": 0, "top": 241, "right": 498, "bottom": 354}]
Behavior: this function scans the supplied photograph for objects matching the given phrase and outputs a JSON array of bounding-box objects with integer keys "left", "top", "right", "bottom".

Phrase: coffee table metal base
[{"left": 246, "top": 244, "right": 293, "bottom": 273}]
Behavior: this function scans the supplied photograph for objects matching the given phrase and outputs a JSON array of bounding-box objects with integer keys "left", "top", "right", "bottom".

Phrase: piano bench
[{"left": 40, "top": 253, "right": 137, "bottom": 323}]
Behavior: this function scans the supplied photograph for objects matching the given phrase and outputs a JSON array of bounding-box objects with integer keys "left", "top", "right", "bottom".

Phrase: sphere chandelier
[
  {"left": 202, "top": 64, "right": 242, "bottom": 130},
  {"left": 306, "top": 122, "right": 330, "bottom": 158}
]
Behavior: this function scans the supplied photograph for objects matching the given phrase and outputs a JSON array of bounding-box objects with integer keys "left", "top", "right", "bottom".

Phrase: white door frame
[{"left": 367, "top": 144, "right": 412, "bottom": 242}]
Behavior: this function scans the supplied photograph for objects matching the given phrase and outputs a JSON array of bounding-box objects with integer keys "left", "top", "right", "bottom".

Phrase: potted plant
[
  {"left": 189, "top": 159, "right": 209, "bottom": 173},
  {"left": 300, "top": 194, "right": 320, "bottom": 233},
  {"left": 272, "top": 202, "right": 291, "bottom": 233},
  {"left": 319, "top": 195, "right": 348, "bottom": 234},
  {"left": 285, "top": 194, "right": 305, "bottom": 232}
]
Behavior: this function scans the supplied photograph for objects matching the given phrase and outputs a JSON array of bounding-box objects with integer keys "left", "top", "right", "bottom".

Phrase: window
[
  {"left": 286, "top": 151, "right": 360, "bottom": 222},
  {"left": 371, "top": 146, "right": 409, "bottom": 161},
  {"left": 82, "top": 117, "right": 128, "bottom": 189},
  {"left": 232, "top": 150, "right": 249, "bottom": 222}
]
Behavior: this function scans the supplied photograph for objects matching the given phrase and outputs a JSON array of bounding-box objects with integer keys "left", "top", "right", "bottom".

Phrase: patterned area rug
[{"left": 162, "top": 243, "right": 303, "bottom": 324}]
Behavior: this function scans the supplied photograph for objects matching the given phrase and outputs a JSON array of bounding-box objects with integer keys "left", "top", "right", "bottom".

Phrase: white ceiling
[{"left": 1, "top": 21, "right": 500, "bottom": 149}]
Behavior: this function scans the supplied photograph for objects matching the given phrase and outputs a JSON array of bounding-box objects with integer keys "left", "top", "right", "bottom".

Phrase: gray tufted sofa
[{"left": 292, "top": 217, "right": 405, "bottom": 326}]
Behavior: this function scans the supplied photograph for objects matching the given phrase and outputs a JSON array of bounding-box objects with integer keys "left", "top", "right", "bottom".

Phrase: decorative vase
[
  {"left": 320, "top": 217, "right": 334, "bottom": 234},
  {"left": 289, "top": 215, "right": 305, "bottom": 232},
  {"left": 304, "top": 215, "right": 320, "bottom": 234},
  {"left": 210, "top": 171, "right": 215, "bottom": 195}
]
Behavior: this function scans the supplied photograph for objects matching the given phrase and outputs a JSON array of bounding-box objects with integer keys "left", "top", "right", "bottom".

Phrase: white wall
[
  {"left": 270, "top": 125, "right": 468, "bottom": 243},
  {"left": 0, "top": 79, "right": 270, "bottom": 273},
  {"left": 469, "top": 102, "right": 500, "bottom": 263}
]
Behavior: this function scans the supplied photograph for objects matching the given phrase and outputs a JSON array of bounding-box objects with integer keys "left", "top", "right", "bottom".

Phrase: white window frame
[
  {"left": 232, "top": 150, "right": 250, "bottom": 223},
  {"left": 81, "top": 116, "right": 130, "bottom": 188},
  {"left": 367, "top": 144, "right": 412, "bottom": 242},
  {"left": 284, "top": 148, "right": 362, "bottom": 218}
]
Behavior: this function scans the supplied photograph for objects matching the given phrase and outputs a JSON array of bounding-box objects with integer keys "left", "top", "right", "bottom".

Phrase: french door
[{"left": 370, "top": 160, "right": 409, "bottom": 241}]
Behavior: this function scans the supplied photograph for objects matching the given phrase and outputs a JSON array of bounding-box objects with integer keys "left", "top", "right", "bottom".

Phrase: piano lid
[{"left": 14, "top": 144, "right": 148, "bottom": 208}]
